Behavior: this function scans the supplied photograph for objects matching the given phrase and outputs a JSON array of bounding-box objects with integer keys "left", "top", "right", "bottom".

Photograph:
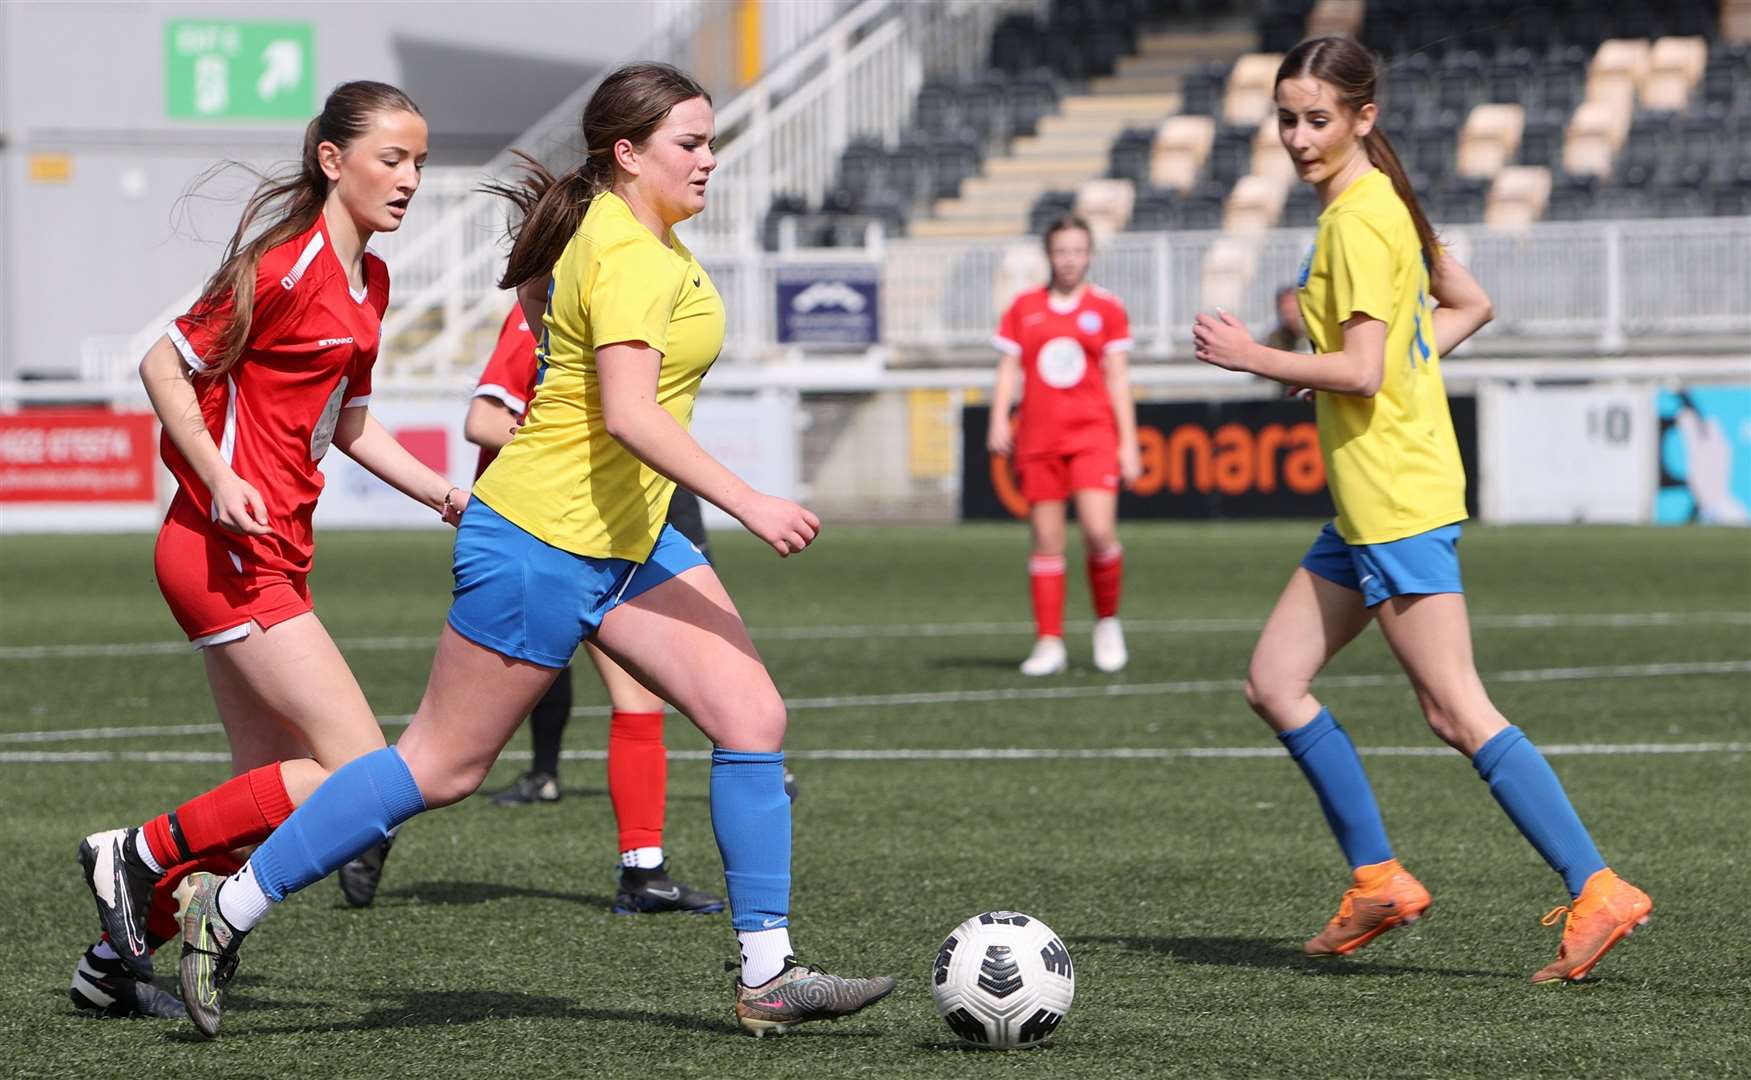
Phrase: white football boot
[
  {"left": 1019, "top": 636, "right": 1068, "bottom": 676},
  {"left": 1092, "top": 617, "right": 1128, "bottom": 673}
]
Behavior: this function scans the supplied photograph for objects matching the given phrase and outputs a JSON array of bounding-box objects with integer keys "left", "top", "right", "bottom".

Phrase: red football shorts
[
  {"left": 1016, "top": 443, "right": 1120, "bottom": 503},
  {"left": 154, "top": 493, "right": 313, "bottom": 647}
]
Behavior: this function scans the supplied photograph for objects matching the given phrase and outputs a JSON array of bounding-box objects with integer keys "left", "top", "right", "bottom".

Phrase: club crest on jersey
[
  {"left": 1077, "top": 309, "right": 1103, "bottom": 335},
  {"left": 1297, "top": 244, "right": 1315, "bottom": 289},
  {"left": 1036, "top": 337, "right": 1087, "bottom": 389},
  {"left": 311, "top": 377, "right": 348, "bottom": 461}
]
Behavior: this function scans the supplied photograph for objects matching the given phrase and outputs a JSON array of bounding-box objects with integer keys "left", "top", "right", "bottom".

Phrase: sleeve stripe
[
  {"left": 993, "top": 335, "right": 1023, "bottom": 356},
  {"left": 1104, "top": 337, "right": 1134, "bottom": 354},
  {"left": 472, "top": 384, "right": 528, "bottom": 414},
  {"left": 341, "top": 394, "right": 371, "bottom": 409},
  {"left": 165, "top": 323, "right": 209, "bottom": 372}
]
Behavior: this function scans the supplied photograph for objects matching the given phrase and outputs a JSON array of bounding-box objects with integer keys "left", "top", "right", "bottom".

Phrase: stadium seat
[
  {"left": 1109, "top": 127, "right": 1156, "bottom": 187},
  {"left": 1129, "top": 187, "right": 1183, "bottom": 231},
  {"left": 1224, "top": 173, "right": 1289, "bottom": 233},
  {"left": 1485, "top": 165, "right": 1552, "bottom": 227},
  {"left": 1458, "top": 104, "right": 1524, "bottom": 179},
  {"left": 1151, "top": 115, "right": 1217, "bottom": 193},
  {"left": 1074, "top": 178, "right": 1137, "bottom": 240},
  {"left": 1640, "top": 37, "right": 1708, "bottom": 112},
  {"left": 1224, "top": 54, "right": 1286, "bottom": 128}
]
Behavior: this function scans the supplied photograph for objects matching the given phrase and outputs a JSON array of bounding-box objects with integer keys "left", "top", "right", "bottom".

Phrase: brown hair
[
  {"left": 1276, "top": 37, "right": 1440, "bottom": 269},
  {"left": 1042, "top": 213, "right": 1092, "bottom": 252},
  {"left": 486, "top": 62, "right": 710, "bottom": 290},
  {"left": 184, "top": 81, "right": 421, "bottom": 378}
]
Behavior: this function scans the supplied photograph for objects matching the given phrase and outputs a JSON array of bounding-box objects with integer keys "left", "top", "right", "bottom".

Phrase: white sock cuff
[
  {"left": 737, "top": 927, "right": 794, "bottom": 987},
  {"left": 133, "top": 829, "right": 166, "bottom": 876},
  {"left": 215, "top": 861, "right": 274, "bottom": 933},
  {"left": 619, "top": 846, "right": 665, "bottom": 869}
]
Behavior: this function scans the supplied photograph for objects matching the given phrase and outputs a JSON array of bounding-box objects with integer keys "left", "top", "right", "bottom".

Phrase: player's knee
[
  {"left": 1243, "top": 669, "right": 1295, "bottom": 722},
  {"left": 721, "top": 694, "right": 787, "bottom": 751},
  {"left": 1082, "top": 527, "right": 1118, "bottom": 554}
]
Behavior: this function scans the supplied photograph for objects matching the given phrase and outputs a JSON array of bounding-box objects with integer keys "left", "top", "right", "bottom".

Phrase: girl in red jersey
[
  {"left": 988, "top": 214, "right": 1140, "bottom": 676},
  {"left": 71, "top": 81, "right": 464, "bottom": 1014}
]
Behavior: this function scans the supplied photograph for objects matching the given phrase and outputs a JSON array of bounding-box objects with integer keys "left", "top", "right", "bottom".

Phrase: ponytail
[
  {"left": 180, "top": 81, "right": 421, "bottom": 379},
  {"left": 481, "top": 151, "right": 613, "bottom": 290},
  {"left": 1277, "top": 37, "right": 1443, "bottom": 268},
  {"left": 485, "top": 62, "right": 711, "bottom": 290},
  {"left": 1362, "top": 128, "right": 1441, "bottom": 269}
]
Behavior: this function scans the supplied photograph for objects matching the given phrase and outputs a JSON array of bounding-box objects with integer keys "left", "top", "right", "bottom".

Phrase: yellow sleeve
[
  {"left": 1323, "top": 211, "right": 1396, "bottom": 327},
  {"left": 587, "top": 238, "right": 686, "bottom": 355}
]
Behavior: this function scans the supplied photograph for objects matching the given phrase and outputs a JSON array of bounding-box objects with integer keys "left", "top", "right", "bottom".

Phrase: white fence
[{"left": 869, "top": 215, "right": 1751, "bottom": 358}]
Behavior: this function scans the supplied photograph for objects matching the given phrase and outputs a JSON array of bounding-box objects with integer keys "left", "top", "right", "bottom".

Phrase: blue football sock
[
  {"left": 1473, "top": 726, "right": 1606, "bottom": 899},
  {"left": 709, "top": 748, "right": 791, "bottom": 933},
  {"left": 1278, "top": 708, "right": 1395, "bottom": 869},
  {"left": 250, "top": 747, "right": 426, "bottom": 902}
]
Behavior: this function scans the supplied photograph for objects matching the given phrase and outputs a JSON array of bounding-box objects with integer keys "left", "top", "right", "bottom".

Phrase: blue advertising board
[
  {"left": 774, "top": 264, "right": 879, "bottom": 346},
  {"left": 1656, "top": 385, "right": 1751, "bottom": 525}
]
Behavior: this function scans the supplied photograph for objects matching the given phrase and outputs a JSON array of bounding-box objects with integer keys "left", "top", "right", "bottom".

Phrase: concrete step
[
  {"left": 1091, "top": 73, "right": 1190, "bottom": 97},
  {"left": 1115, "top": 54, "right": 1201, "bottom": 79},
  {"left": 983, "top": 154, "right": 1108, "bottom": 182},
  {"left": 933, "top": 192, "right": 1037, "bottom": 218},
  {"left": 1009, "top": 131, "right": 1120, "bottom": 157},
  {"left": 908, "top": 216, "right": 1029, "bottom": 239},
  {"left": 959, "top": 175, "right": 1052, "bottom": 202},
  {"left": 1036, "top": 113, "right": 1133, "bottom": 139},
  {"left": 1060, "top": 93, "right": 1182, "bottom": 122},
  {"left": 1138, "top": 28, "right": 1259, "bottom": 56}
]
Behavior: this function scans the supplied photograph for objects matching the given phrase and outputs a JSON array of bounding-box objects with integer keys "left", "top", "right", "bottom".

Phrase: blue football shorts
[
  {"left": 447, "top": 497, "right": 710, "bottom": 667},
  {"left": 1299, "top": 521, "right": 1464, "bottom": 608}
]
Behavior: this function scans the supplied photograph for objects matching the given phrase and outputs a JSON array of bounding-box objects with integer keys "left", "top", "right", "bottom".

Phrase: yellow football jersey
[
  {"left": 473, "top": 191, "right": 725, "bottom": 560},
  {"left": 1297, "top": 169, "right": 1466, "bottom": 544}
]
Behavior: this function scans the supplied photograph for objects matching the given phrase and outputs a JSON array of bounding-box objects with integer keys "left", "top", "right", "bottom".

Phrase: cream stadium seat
[
  {"left": 1485, "top": 165, "right": 1553, "bottom": 228},
  {"left": 1073, "top": 178, "right": 1137, "bottom": 241},
  {"left": 1223, "top": 174, "right": 1289, "bottom": 233},
  {"left": 1225, "top": 53, "right": 1286, "bottom": 127},
  {"left": 1640, "top": 36, "right": 1708, "bottom": 111},
  {"left": 1458, "top": 104, "right": 1526, "bottom": 180},
  {"left": 1150, "top": 114, "right": 1217, "bottom": 194}
]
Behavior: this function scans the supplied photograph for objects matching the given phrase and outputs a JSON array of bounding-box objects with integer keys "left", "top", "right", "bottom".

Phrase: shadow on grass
[
  {"left": 228, "top": 988, "right": 889, "bottom": 1039},
  {"left": 371, "top": 880, "right": 616, "bottom": 910},
  {"left": 923, "top": 656, "right": 1035, "bottom": 672},
  {"left": 1073, "top": 934, "right": 1511, "bottom": 980}
]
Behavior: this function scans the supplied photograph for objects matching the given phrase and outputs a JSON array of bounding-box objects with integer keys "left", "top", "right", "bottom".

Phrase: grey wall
[{"left": 2, "top": 0, "right": 665, "bottom": 379}]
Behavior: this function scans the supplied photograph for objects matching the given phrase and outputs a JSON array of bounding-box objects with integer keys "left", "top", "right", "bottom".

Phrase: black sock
[{"left": 530, "top": 667, "right": 572, "bottom": 778}]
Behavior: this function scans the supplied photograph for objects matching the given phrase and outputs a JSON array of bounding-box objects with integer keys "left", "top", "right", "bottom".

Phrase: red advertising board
[{"left": 0, "top": 411, "right": 158, "bottom": 503}]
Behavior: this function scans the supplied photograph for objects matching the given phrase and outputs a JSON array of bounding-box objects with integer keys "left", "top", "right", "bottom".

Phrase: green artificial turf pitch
[{"left": 1, "top": 522, "right": 1747, "bottom": 1078}]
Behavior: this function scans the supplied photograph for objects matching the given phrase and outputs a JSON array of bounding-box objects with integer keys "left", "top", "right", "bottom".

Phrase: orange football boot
[
  {"left": 1531, "top": 868, "right": 1652, "bottom": 984},
  {"left": 1304, "top": 858, "right": 1432, "bottom": 956}
]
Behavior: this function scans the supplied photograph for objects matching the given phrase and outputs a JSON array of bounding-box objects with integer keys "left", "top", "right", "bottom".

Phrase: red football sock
[
  {"left": 607, "top": 710, "right": 667, "bottom": 853},
  {"left": 1088, "top": 545, "right": 1124, "bottom": 619},
  {"left": 1029, "top": 555, "right": 1067, "bottom": 639},
  {"left": 145, "top": 851, "right": 244, "bottom": 949},
  {"left": 140, "top": 763, "right": 295, "bottom": 869}
]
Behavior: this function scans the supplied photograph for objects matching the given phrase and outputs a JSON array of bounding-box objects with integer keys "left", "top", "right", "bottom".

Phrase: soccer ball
[{"left": 930, "top": 911, "right": 1074, "bottom": 1049}]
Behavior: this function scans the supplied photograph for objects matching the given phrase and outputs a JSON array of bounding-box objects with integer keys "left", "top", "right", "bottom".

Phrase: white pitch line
[
  {"left": 2, "top": 610, "right": 1747, "bottom": 660},
  {"left": 2, "top": 741, "right": 1745, "bottom": 765},
  {"left": 2, "top": 659, "right": 1747, "bottom": 746}
]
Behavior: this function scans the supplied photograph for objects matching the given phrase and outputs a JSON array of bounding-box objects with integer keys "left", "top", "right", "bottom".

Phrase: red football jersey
[
  {"left": 993, "top": 285, "right": 1132, "bottom": 457},
  {"left": 164, "top": 215, "right": 389, "bottom": 575},
  {"left": 471, "top": 305, "right": 540, "bottom": 478}
]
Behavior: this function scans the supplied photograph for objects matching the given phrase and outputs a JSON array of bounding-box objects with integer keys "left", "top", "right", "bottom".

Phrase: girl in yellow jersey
[
  {"left": 170, "top": 65, "right": 894, "bottom": 1039},
  {"left": 1191, "top": 38, "right": 1650, "bottom": 984}
]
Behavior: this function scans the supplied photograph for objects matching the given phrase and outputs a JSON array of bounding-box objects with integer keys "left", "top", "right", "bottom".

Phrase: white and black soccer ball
[{"left": 930, "top": 911, "right": 1074, "bottom": 1049}]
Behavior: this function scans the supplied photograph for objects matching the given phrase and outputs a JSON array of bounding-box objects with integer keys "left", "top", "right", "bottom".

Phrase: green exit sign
[{"left": 166, "top": 20, "right": 315, "bottom": 120}]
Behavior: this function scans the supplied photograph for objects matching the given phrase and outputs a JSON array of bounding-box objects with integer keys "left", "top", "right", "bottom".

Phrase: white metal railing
[
  {"left": 90, "top": 0, "right": 859, "bottom": 383},
  {"left": 877, "top": 216, "right": 1751, "bottom": 357},
  {"left": 377, "top": 0, "right": 1014, "bottom": 377}
]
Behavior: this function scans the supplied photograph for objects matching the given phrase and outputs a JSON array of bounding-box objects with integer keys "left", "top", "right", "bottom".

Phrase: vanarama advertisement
[{"left": 961, "top": 398, "right": 1477, "bottom": 520}]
